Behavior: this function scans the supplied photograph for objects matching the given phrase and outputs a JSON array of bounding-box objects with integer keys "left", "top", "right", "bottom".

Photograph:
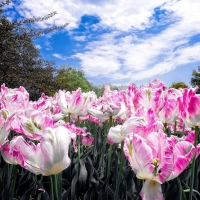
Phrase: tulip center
[
  {"left": 151, "top": 158, "right": 159, "bottom": 176},
  {"left": 146, "top": 89, "right": 151, "bottom": 101},
  {"left": 25, "top": 121, "right": 34, "bottom": 134},
  {"left": 128, "top": 141, "right": 133, "bottom": 159},
  {"left": 1, "top": 109, "right": 9, "bottom": 119}
]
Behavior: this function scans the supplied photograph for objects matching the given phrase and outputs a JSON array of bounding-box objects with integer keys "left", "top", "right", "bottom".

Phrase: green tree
[
  {"left": 54, "top": 66, "right": 92, "bottom": 92},
  {"left": 91, "top": 84, "right": 127, "bottom": 97},
  {"left": 190, "top": 68, "right": 200, "bottom": 93},
  {"left": 90, "top": 85, "right": 105, "bottom": 97},
  {"left": 0, "top": 1, "right": 68, "bottom": 100},
  {"left": 169, "top": 81, "right": 188, "bottom": 89}
]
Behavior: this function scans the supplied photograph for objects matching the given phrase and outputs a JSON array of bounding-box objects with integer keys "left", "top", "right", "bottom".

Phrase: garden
[{"left": 0, "top": 79, "right": 200, "bottom": 200}]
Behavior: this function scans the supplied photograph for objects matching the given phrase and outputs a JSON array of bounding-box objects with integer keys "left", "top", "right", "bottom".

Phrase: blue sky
[{"left": 2, "top": 0, "right": 200, "bottom": 87}]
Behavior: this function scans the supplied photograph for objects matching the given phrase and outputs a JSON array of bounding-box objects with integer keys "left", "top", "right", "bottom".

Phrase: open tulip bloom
[{"left": 124, "top": 130, "right": 195, "bottom": 200}]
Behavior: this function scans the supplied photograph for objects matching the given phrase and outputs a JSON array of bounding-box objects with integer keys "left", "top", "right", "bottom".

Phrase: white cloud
[
  {"left": 35, "top": 44, "right": 41, "bottom": 49},
  {"left": 5, "top": 0, "right": 200, "bottom": 85},
  {"left": 11, "top": 0, "right": 167, "bottom": 30},
  {"left": 73, "top": 0, "right": 200, "bottom": 83},
  {"left": 73, "top": 36, "right": 86, "bottom": 42},
  {"left": 53, "top": 53, "right": 67, "bottom": 60}
]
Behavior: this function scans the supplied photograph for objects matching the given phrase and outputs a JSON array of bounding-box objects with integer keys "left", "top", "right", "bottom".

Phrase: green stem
[
  {"left": 68, "top": 113, "right": 71, "bottom": 123},
  {"left": 109, "top": 116, "right": 113, "bottom": 128},
  {"left": 50, "top": 175, "right": 59, "bottom": 200},
  {"left": 77, "top": 115, "right": 81, "bottom": 163},
  {"left": 164, "top": 123, "right": 170, "bottom": 137},
  {"left": 114, "top": 141, "right": 125, "bottom": 200},
  {"left": 189, "top": 126, "right": 199, "bottom": 200},
  {"left": 184, "top": 189, "right": 200, "bottom": 196},
  {"left": 93, "top": 123, "right": 97, "bottom": 163},
  {"left": 174, "top": 120, "right": 177, "bottom": 135},
  {"left": 107, "top": 116, "right": 113, "bottom": 178},
  {"left": 181, "top": 123, "right": 185, "bottom": 137},
  {"left": 57, "top": 173, "right": 62, "bottom": 199},
  {"left": 176, "top": 178, "right": 182, "bottom": 200},
  {"left": 99, "top": 122, "right": 107, "bottom": 170},
  {"left": 107, "top": 144, "right": 113, "bottom": 177},
  {"left": 9, "top": 165, "right": 17, "bottom": 200}
]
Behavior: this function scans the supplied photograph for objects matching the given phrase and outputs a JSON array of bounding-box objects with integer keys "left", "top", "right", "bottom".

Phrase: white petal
[{"left": 140, "top": 180, "right": 164, "bottom": 200}]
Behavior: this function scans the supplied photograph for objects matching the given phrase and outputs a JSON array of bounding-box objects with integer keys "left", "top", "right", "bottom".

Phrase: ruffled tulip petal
[
  {"left": 1, "top": 142, "right": 19, "bottom": 165},
  {"left": 125, "top": 134, "right": 154, "bottom": 178},
  {"left": 167, "top": 140, "right": 195, "bottom": 181},
  {"left": 17, "top": 138, "right": 41, "bottom": 175},
  {"left": 147, "top": 131, "right": 173, "bottom": 183}
]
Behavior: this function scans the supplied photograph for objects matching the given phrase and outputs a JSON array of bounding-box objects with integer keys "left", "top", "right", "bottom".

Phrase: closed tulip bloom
[
  {"left": 35, "top": 126, "right": 72, "bottom": 176},
  {"left": 107, "top": 125, "right": 124, "bottom": 144},
  {"left": 1, "top": 126, "right": 72, "bottom": 176}
]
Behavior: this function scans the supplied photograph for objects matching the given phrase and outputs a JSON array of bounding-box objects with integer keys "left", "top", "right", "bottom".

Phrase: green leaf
[{"left": 79, "top": 159, "right": 88, "bottom": 191}]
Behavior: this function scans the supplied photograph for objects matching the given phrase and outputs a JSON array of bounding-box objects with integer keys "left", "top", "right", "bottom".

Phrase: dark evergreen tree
[
  {"left": 190, "top": 68, "right": 200, "bottom": 93},
  {"left": 0, "top": 1, "right": 68, "bottom": 100}
]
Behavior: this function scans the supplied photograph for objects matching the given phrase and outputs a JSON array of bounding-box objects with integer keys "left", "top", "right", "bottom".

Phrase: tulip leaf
[
  {"left": 108, "top": 185, "right": 115, "bottom": 198},
  {"left": 165, "top": 179, "right": 182, "bottom": 200},
  {"left": 37, "top": 181, "right": 50, "bottom": 200},
  {"left": 179, "top": 167, "right": 191, "bottom": 181},
  {"left": 16, "top": 170, "right": 35, "bottom": 197},
  {"left": 62, "top": 187, "right": 71, "bottom": 200},
  {"left": 71, "top": 173, "right": 79, "bottom": 200},
  {"left": 79, "top": 158, "right": 88, "bottom": 191},
  {"left": 21, "top": 179, "right": 37, "bottom": 200},
  {"left": 83, "top": 186, "right": 94, "bottom": 200},
  {"left": 98, "top": 177, "right": 110, "bottom": 200}
]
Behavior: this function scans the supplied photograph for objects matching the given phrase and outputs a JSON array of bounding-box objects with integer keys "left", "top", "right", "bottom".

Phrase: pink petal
[
  {"left": 126, "top": 134, "right": 154, "bottom": 177},
  {"left": 167, "top": 140, "right": 195, "bottom": 181}
]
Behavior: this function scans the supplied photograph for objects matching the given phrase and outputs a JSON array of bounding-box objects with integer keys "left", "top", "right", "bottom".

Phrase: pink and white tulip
[
  {"left": 124, "top": 130, "right": 195, "bottom": 200},
  {"left": 1, "top": 126, "right": 72, "bottom": 176}
]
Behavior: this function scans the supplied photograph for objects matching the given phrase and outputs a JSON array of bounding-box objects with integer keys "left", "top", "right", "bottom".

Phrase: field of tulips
[{"left": 0, "top": 79, "right": 200, "bottom": 200}]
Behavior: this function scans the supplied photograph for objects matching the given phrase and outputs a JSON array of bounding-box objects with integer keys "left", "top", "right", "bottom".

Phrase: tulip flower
[
  {"left": 0, "top": 84, "right": 29, "bottom": 115},
  {"left": 88, "top": 85, "right": 127, "bottom": 121},
  {"left": 56, "top": 89, "right": 96, "bottom": 121},
  {"left": 1, "top": 126, "right": 72, "bottom": 176},
  {"left": 125, "top": 84, "right": 141, "bottom": 116},
  {"left": 107, "top": 108, "right": 163, "bottom": 144},
  {"left": 0, "top": 110, "right": 10, "bottom": 147},
  {"left": 124, "top": 130, "right": 194, "bottom": 200},
  {"left": 107, "top": 125, "right": 125, "bottom": 144},
  {"left": 37, "top": 126, "right": 72, "bottom": 176},
  {"left": 15, "top": 109, "right": 53, "bottom": 140},
  {"left": 158, "top": 99, "right": 179, "bottom": 124},
  {"left": 81, "top": 133, "right": 94, "bottom": 146}
]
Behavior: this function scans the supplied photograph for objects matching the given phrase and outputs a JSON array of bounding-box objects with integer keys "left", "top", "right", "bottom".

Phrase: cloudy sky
[{"left": 3, "top": 0, "right": 200, "bottom": 87}]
